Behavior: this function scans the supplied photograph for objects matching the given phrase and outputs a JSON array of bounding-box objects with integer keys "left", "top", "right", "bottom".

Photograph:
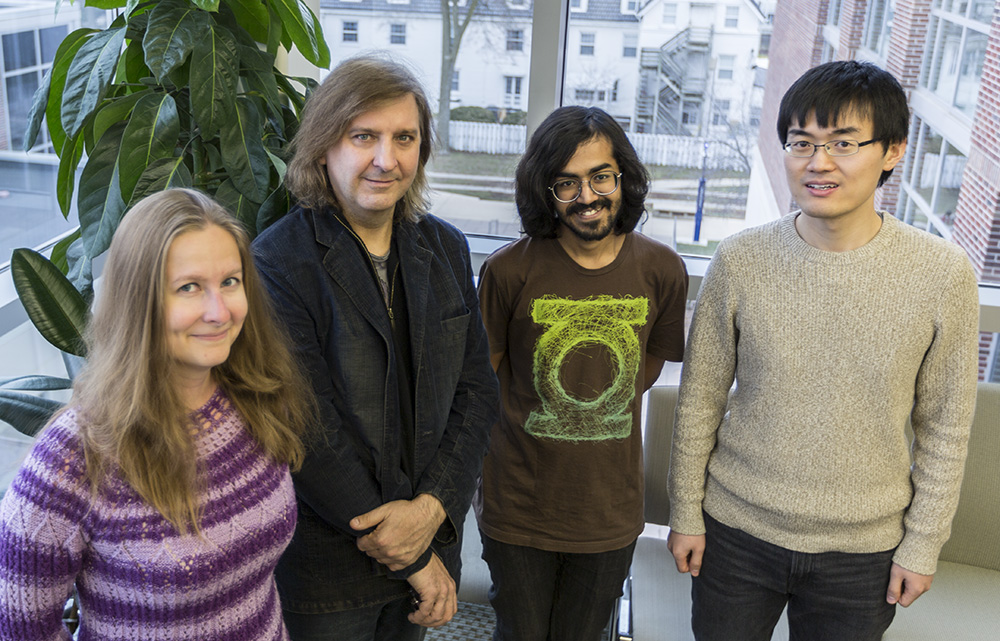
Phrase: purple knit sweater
[{"left": 0, "top": 389, "right": 296, "bottom": 641}]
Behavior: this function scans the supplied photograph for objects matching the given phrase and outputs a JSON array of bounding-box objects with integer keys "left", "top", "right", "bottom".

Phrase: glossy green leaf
[
  {"left": 214, "top": 178, "right": 261, "bottom": 234},
  {"left": 0, "top": 391, "right": 64, "bottom": 438},
  {"left": 190, "top": 22, "right": 239, "bottom": 140},
  {"left": 0, "top": 376, "right": 73, "bottom": 391},
  {"left": 50, "top": 230, "right": 82, "bottom": 274},
  {"left": 239, "top": 45, "right": 282, "bottom": 115},
  {"left": 61, "top": 28, "right": 126, "bottom": 139},
  {"left": 77, "top": 123, "right": 128, "bottom": 265},
  {"left": 257, "top": 183, "right": 290, "bottom": 233},
  {"left": 65, "top": 237, "right": 95, "bottom": 304},
  {"left": 143, "top": 0, "right": 208, "bottom": 83},
  {"left": 40, "top": 29, "right": 95, "bottom": 155},
  {"left": 85, "top": 0, "right": 129, "bottom": 8},
  {"left": 56, "top": 132, "right": 85, "bottom": 218},
  {"left": 220, "top": 97, "right": 270, "bottom": 202},
  {"left": 228, "top": 0, "right": 270, "bottom": 43},
  {"left": 267, "top": 0, "right": 329, "bottom": 68},
  {"left": 265, "top": 148, "right": 286, "bottom": 181},
  {"left": 121, "top": 37, "right": 153, "bottom": 85},
  {"left": 130, "top": 156, "right": 194, "bottom": 205},
  {"left": 22, "top": 69, "right": 52, "bottom": 151},
  {"left": 193, "top": 0, "right": 222, "bottom": 10},
  {"left": 119, "top": 93, "right": 181, "bottom": 203},
  {"left": 92, "top": 90, "right": 147, "bottom": 145},
  {"left": 10, "top": 249, "right": 89, "bottom": 357}
]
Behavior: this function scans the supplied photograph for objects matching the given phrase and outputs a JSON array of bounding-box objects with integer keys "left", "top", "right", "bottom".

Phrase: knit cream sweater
[{"left": 668, "top": 212, "right": 980, "bottom": 575}]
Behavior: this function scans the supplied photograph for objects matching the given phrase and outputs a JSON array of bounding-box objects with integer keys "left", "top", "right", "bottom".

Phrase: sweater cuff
[
  {"left": 668, "top": 503, "right": 707, "bottom": 536},
  {"left": 892, "top": 532, "right": 941, "bottom": 576}
]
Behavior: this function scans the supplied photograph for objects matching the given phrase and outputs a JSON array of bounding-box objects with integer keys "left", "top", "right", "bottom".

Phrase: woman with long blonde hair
[{"left": 0, "top": 188, "right": 314, "bottom": 640}]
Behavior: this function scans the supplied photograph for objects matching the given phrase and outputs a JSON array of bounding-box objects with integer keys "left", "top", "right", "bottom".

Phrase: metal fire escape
[{"left": 636, "top": 26, "right": 712, "bottom": 134}]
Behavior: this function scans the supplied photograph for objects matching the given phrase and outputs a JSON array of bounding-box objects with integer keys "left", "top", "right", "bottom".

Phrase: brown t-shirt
[{"left": 476, "top": 232, "right": 688, "bottom": 552}]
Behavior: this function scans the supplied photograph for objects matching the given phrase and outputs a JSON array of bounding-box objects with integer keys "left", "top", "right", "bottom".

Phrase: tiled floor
[{"left": 425, "top": 602, "right": 495, "bottom": 640}]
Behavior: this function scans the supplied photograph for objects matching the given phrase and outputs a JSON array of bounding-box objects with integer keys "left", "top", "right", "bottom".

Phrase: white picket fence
[{"left": 447, "top": 120, "right": 752, "bottom": 170}]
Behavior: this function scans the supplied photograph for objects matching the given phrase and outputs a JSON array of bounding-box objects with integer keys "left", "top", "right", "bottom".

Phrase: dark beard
[{"left": 558, "top": 197, "right": 617, "bottom": 242}]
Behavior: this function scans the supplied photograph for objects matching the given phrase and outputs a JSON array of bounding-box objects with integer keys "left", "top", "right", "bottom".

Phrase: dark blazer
[{"left": 252, "top": 204, "right": 499, "bottom": 611}]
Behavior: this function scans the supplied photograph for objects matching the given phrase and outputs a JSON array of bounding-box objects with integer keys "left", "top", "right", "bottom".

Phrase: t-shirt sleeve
[
  {"left": 477, "top": 255, "right": 511, "bottom": 359},
  {"left": 645, "top": 247, "right": 689, "bottom": 363}
]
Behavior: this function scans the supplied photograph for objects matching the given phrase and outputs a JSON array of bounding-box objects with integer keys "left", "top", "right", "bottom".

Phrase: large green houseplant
[{"left": 0, "top": 0, "right": 329, "bottom": 436}]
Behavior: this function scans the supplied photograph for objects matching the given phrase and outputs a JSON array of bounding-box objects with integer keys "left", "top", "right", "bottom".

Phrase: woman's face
[{"left": 162, "top": 225, "right": 247, "bottom": 385}]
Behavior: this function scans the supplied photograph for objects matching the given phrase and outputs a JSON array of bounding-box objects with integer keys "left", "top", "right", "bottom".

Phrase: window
[
  {"left": 597, "top": 90, "right": 606, "bottom": 101},
  {"left": 2, "top": 24, "right": 69, "bottom": 153},
  {"left": 924, "top": 10, "right": 989, "bottom": 117},
  {"left": 574, "top": 88, "right": 596, "bottom": 101},
  {"left": 571, "top": 0, "right": 587, "bottom": 11},
  {"left": 580, "top": 32, "right": 595, "bottom": 56},
  {"left": 725, "top": 5, "right": 740, "bottom": 28},
  {"left": 712, "top": 100, "right": 731, "bottom": 125},
  {"left": 508, "top": 0, "right": 529, "bottom": 7},
  {"left": 621, "top": 0, "right": 639, "bottom": 13},
  {"left": 623, "top": 33, "right": 637, "bottom": 58},
  {"left": 717, "top": 54, "right": 735, "bottom": 80},
  {"left": 390, "top": 23, "right": 406, "bottom": 45},
  {"left": 862, "top": 0, "right": 894, "bottom": 58},
  {"left": 451, "top": 69, "right": 460, "bottom": 92},
  {"left": 611, "top": 79, "right": 619, "bottom": 101},
  {"left": 342, "top": 21, "right": 358, "bottom": 42},
  {"left": 663, "top": 2, "right": 678, "bottom": 24},
  {"left": 504, "top": 75, "right": 523, "bottom": 108},
  {"left": 507, "top": 29, "right": 524, "bottom": 52}
]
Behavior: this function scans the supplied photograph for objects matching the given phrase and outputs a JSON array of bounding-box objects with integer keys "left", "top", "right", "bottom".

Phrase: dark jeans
[
  {"left": 481, "top": 531, "right": 636, "bottom": 641},
  {"left": 283, "top": 596, "right": 426, "bottom": 641},
  {"left": 692, "top": 512, "right": 896, "bottom": 641}
]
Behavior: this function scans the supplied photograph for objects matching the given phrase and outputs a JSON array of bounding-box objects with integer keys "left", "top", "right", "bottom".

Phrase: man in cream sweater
[{"left": 667, "top": 60, "right": 980, "bottom": 640}]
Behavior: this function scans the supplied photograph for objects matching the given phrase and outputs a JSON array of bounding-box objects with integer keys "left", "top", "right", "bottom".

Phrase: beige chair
[
  {"left": 618, "top": 383, "right": 999, "bottom": 641},
  {"left": 883, "top": 381, "right": 1000, "bottom": 640}
]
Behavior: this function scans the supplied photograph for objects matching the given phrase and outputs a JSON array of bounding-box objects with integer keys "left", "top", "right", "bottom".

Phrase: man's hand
[
  {"left": 406, "top": 552, "right": 457, "bottom": 627},
  {"left": 667, "top": 531, "right": 706, "bottom": 577},
  {"left": 351, "top": 494, "right": 446, "bottom": 571},
  {"left": 886, "top": 563, "right": 933, "bottom": 607}
]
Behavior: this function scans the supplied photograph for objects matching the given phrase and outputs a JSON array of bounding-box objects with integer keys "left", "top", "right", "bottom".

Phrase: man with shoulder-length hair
[
  {"left": 476, "top": 106, "right": 688, "bottom": 640},
  {"left": 252, "top": 54, "right": 499, "bottom": 641},
  {"left": 668, "top": 60, "right": 980, "bottom": 640}
]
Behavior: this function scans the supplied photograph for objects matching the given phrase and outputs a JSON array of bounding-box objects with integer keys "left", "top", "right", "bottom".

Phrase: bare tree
[{"left": 438, "top": 0, "right": 482, "bottom": 153}]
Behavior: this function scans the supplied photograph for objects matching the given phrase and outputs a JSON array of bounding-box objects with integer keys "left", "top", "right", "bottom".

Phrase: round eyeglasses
[
  {"left": 782, "top": 138, "right": 880, "bottom": 158},
  {"left": 548, "top": 172, "right": 622, "bottom": 203}
]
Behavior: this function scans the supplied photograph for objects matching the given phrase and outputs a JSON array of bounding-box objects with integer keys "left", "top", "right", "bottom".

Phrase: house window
[
  {"left": 507, "top": 0, "right": 529, "bottom": 7},
  {"left": 712, "top": 99, "right": 731, "bottom": 125},
  {"left": 2, "top": 24, "right": 69, "bottom": 152},
  {"left": 597, "top": 90, "right": 606, "bottom": 101},
  {"left": 575, "top": 88, "right": 596, "bottom": 101},
  {"left": 663, "top": 2, "right": 678, "bottom": 25},
  {"left": 571, "top": 0, "right": 587, "bottom": 11},
  {"left": 390, "top": 23, "right": 406, "bottom": 45},
  {"left": 342, "top": 21, "right": 358, "bottom": 42},
  {"left": 623, "top": 33, "right": 637, "bottom": 58},
  {"left": 725, "top": 5, "right": 740, "bottom": 28},
  {"left": 504, "top": 75, "right": 523, "bottom": 107},
  {"left": 612, "top": 79, "right": 619, "bottom": 101},
  {"left": 451, "top": 69, "right": 460, "bottom": 91},
  {"left": 717, "top": 54, "right": 735, "bottom": 80},
  {"left": 507, "top": 29, "right": 524, "bottom": 52},
  {"left": 621, "top": 0, "right": 639, "bottom": 13},
  {"left": 580, "top": 32, "right": 595, "bottom": 56}
]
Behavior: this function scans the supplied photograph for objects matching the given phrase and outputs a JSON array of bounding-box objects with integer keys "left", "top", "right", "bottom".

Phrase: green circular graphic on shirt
[{"left": 526, "top": 295, "right": 648, "bottom": 441}]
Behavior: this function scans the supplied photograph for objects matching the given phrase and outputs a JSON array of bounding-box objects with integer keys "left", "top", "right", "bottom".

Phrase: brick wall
[
  {"left": 951, "top": 9, "right": 1000, "bottom": 284},
  {"left": 758, "top": 0, "right": 828, "bottom": 215}
]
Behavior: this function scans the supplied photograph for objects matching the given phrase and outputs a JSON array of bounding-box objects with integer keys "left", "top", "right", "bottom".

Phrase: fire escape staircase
[{"left": 637, "top": 26, "right": 712, "bottom": 134}]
